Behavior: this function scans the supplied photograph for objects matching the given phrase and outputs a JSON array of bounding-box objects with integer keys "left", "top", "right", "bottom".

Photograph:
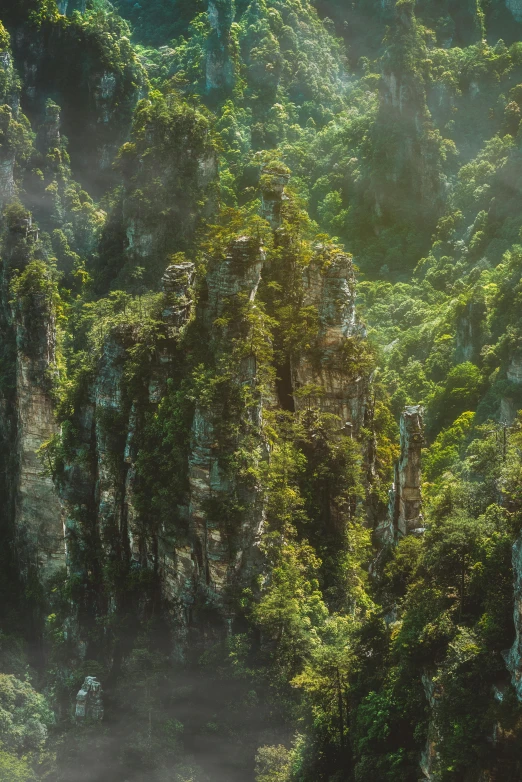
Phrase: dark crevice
[{"left": 276, "top": 358, "right": 295, "bottom": 412}]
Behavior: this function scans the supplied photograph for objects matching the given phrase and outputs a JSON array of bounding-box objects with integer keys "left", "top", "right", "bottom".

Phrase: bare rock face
[
  {"left": 1, "top": 214, "right": 65, "bottom": 579},
  {"left": 206, "top": 236, "right": 266, "bottom": 317},
  {"left": 504, "top": 536, "right": 522, "bottom": 700},
  {"left": 374, "top": 1, "right": 443, "bottom": 228},
  {"left": 206, "top": 0, "right": 236, "bottom": 93},
  {"left": 0, "top": 43, "right": 17, "bottom": 208},
  {"left": 420, "top": 671, "right": 443, "bottom": 780},
  {"left": 13, "top": 294, "right": 64, "bottom": 576},
  {"left": 292, "top": 245, "right": 369, "bottom": 432},
  {"left": 378, "top": 406, "right": 424, "bottom": 542},
  {"left": 10, "top": 22, "right": 145, "bottom": 191},
  {"left": 455, "top": 300, "right": 486, "bottom": 364},
  {"left": 0, "top": 107, "right": 16, "bottom": 209},
  {"left": 499, "top": 353, "right": 522, "bottom": 425},
  {"left": 75, "top": 677, "right": 103, "bottom": 721},
  {"left": 507, "top": 354, "right": 522, "bottom": 385},
  {"left": 0, "top": 152, "right": 15, "bottom": 209},
  {"left": 162, "top": 262, "right": 196, "bottom": 329},
  {"left": 186, "top": 238, "right": 267, "bottom": 615}
]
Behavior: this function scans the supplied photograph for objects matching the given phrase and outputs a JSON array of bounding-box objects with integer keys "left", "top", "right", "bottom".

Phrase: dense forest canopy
[{"left": 2, "top": 0, "right": 522, "bottom": 780}]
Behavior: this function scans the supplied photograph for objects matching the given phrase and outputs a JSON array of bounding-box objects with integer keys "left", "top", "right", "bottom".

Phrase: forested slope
[{"left": 1, "top": 1, "right": 522, "bottom": 781}]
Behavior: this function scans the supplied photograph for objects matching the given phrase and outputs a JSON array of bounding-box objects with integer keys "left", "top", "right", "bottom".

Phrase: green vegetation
[{"left": 2, "top": 0, "right": 522, "bottom": 780}]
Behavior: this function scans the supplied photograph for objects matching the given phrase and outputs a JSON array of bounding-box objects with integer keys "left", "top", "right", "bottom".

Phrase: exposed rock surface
[
  {"left": 373, "top": 1, "right": 444, "bottom": 228},
  {"left": 206, "top": 0, "right": 236, "bottom": 93},
  {"left": 12, "top": 286, "right": 64, "bottom": 576},
  {"left": 504, "top": 536, "right": 522, "bottom": 700},
  {"left": 291, "top": 246, "right": 368, "bottom": 432},
  {"left": 162, "top": 262, "right": 196, "bottom": 329},
  {"left": 75, "top": 676, "right": 103, "bottom": 721},
  {"left": 0, "top": 214, "right": 65, "bottom": 579},
  {"left": 420, "top": 672, "right": 443, "bottom": 780},
  {"left": 206, "top": 235, "right": 266, "bottom": 317},
  {"left": 507, "top": 354, "right": 522, "bottom": 385},
  {"left": 187, "top": 237, "right": 267, "bottom": 615},
  {"left": 10, "top": 21, "right": 145, "bottom": 191},
  {"left": 36, "top": 100, "right": 61, "bottom": 153},
  {"left": 378, "top": 405, "right": 424, "bottom": 542},
  {"left": 455, "top": 300, "right": 486, "bottom": 364}
]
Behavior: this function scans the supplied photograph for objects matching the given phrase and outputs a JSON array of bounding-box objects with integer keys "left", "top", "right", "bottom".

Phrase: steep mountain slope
[{"left": 2, "top": 1, "right": 522, "bottom": 782}]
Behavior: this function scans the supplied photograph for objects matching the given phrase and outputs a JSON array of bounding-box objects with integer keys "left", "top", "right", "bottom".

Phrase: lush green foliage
[{"left": 3, "top": 0, "right": 522, "bottom": 781}]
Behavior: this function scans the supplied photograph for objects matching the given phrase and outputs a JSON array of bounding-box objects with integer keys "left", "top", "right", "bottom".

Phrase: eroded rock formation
[
  {"left": 75, "top": 676, "right": 103, "bottom": 721},
  {"left": 378, "top": 405, "right": 424, "bottom": 543},
  {"left": 0, "top": 213, "right": 65, "bottom": 579},
  {"left": 291, "top": 245, "right": 369, "bottom": 432},
  {"left": 505, "top": 536, "right": 522, "bottom": 700},
  {"left": 206, "top": 0, "right": 236, "bottom": 93}
]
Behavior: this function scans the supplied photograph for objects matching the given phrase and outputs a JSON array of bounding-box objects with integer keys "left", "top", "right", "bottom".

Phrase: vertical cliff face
[
  {"left": 98, "top": 93, "right": 218, "bottom": 290},
  {"left": 12, "top": 273, "right": 64, "bottom": 577},
  {"left": 291, "top": 246, "right": 369, "bottom": 432},
  {"left": 394, "top": 405, "right": 424, "bottom": 537},
  {"left": 8, "top": 14, "right": 146, "bottom": 193},
  {"left": 505, "top": 349, "right": 522, "bottom": 697},
  {"left": 455, "top": 300, "right": 487, "bottom": 364},
  {"left": 206, "top": 0, "right": 236, "bottom": 94},
  {"left": 0, "top": 32, "right": 19, "bottom": 208},
  {"left": 505, "top": 535, "right": 522, "bottom": 700},
  {"left": 377, "top": 405, "right": 424, "bottom": 543},
  {"left": 370, "top": 0, "right": 444, "bottom": 234},
  {"left": 0, "top": 213, "right": 65, "bottom": 580},
  {"left": 0, "top": 106, "right": 16, "bottom": 208},
  {"left": 260, "top": 167, "right": 291, "bottom": 229},
  {"left": 186, "top": 237, "right": 267, "bottom": 616}
]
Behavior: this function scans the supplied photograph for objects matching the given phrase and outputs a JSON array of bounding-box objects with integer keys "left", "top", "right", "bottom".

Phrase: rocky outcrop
[
  {"left": 499, "top": 354, "right": 522, "bottom": 425},
  {"left": 291, "top": 245, "right": 369, "bottom": 432},
  {"left": 260, "top": 167, "right": 290, "bottom": 229},
  {"left": 59, "top": 264, "right": 196, "bottom": 599},
  {"left": 455, "top": 300, "right": 486, "bottom": 364},
  {"left": 10, "top": 18, "right": 145, "bottom": 191},
  {"left": 162, "top": 262, "right": 196, "bottom": 329},
  {"left": 0, "top": 144, "right": 15, "bottom": 208},
  {"left": 12, "top": 282, "right": 64, "bottom": 577},
  {"left": 206, "top": 235, "right": 266, "bottom": 317},
  {"left": 505, "top": 536, "right": 522, "bottom": 700},
  {"left": 371, "top": 1, "right": 443, "bottom": 230},
  {"left": 0, "top": 213, "right": 65, "bottom": 579},
  {"left": 110, "top": 93, "right": 218, "bottom": 287},
  {"left": 0, "top": 39, "right": 18, "bottom": 207},
  {"left": 75, "top": 676, "right": 103, "bottom": 721},
  {"left": 507, "top": 355, "right": 522, "bottom": 385},
  {"left": 420, "top": 672, "right": 443, "bottom": 780},
  {"left": 378, "top": 406, "right": 424, "bottom": 542},
  {"left": 206, "top": 0, "right": 236, "bottom": 94},
  {"left": 187, "top": 238, "right": 267, "bottom": 614}
]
